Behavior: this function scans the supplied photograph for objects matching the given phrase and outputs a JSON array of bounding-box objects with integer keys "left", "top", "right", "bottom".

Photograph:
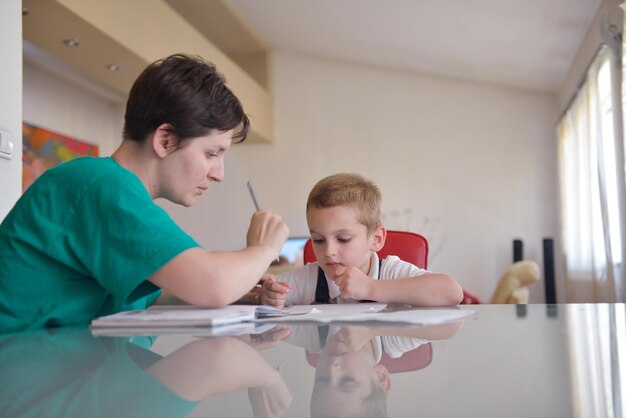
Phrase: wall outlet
[{"left": 0, "top": 129, "right": 14, "bottom": 160}]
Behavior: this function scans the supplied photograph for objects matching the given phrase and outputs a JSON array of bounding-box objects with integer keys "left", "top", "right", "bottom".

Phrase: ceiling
[
  {"left": 223, "top": 0, "right": 602, "bottom": 93},
  {"left": 22, "top": 0, "right": 605, "bottom": 101}
]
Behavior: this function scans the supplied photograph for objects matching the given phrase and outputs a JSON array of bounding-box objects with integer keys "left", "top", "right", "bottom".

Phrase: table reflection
[{"left": 0, "top": 327, "right": 292, "bottom": 418}]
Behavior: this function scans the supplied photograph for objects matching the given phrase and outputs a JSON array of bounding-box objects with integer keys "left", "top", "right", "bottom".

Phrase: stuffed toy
[{"left": 490, "top": 260, "right": 541, "bottom": 304}]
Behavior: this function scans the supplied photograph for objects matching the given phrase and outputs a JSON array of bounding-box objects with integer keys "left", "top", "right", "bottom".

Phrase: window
[{"left": 558, "top": 46, "right": 624, "bottom": 301}]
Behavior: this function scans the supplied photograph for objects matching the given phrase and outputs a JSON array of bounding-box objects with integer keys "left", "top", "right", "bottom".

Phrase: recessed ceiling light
[
  {"left": 62, "top": 38, "right": 81, "bottom": 47},
  {"left": 106, "top": 64, "right": 122, "bottom": 72}
]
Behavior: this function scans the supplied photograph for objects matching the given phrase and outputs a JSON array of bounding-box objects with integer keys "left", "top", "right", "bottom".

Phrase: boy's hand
[
  {"left": 243, "top": 325, "right": 292, "bottom": 351},
  {"left": 260, "top": 278, "right": 291, "bottom": 307},
  {"left": 333, "top": 266, "right": 373, "bottom": 301},
  {"left": 258, "top": 272, "right": 276, "bottom": 286}
]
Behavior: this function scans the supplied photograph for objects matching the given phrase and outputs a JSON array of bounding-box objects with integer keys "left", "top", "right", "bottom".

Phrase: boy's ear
[
  {"left": 374, "top": 364, "right": 391, "bottom": 391},
  {"left": 371, "top": 226, "right": 386, "bottom": 252},
  {"left": 152, "top": 123, "right": 176, "bottom": 158}
]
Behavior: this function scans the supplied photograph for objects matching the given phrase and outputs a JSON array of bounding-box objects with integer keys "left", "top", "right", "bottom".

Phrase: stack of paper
[
  {"left": 89, "top": 304, "right": 305, "bottom": 330},
  {"left": 90, "top": 307, "right": 255, "bottom": 328}
]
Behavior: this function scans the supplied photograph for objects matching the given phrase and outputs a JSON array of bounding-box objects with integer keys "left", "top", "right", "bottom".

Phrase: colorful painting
[{"left": 22, "top": 123, "right": 99, "bottom": 193}]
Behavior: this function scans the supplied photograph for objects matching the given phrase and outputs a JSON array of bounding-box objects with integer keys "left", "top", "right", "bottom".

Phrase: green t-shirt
[{"left": 0, "top": 157, "right": 200, "bottom": 332}]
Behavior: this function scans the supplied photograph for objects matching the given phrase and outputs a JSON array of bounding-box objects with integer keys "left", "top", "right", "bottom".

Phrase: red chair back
[{"left": 303, "top": 230, "right": 429, "bottom": 269}]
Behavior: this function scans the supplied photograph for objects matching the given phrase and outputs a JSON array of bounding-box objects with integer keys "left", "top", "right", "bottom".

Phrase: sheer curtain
[
  {"left": 567, "top": 304, "right": 625, "bottom": 417},
  {"left": 558, "top": 37, "right": 625, "bottom": 302}
]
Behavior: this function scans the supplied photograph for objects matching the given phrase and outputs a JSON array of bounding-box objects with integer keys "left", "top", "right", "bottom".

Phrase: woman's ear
[
  {"left": 152, "top": 124, "right": 176, "bottom": 158},
  {"left": 371, "top": 226, "right": 386, "bottom": 252}
]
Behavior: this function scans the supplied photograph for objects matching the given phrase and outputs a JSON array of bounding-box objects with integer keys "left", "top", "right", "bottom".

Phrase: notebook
[
  {"left": 89, "top": 305, "right": 298, "bottom": 329},
  {"left": 90, "top": 307, "right": 255, "bottom": 328}
]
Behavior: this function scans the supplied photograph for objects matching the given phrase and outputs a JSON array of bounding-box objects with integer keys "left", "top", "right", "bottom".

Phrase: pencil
[
  {"left": 246, "top": 180, "right": 261, "bottom": 211},
  {"left": 247, "top": 180, "right": 280, "bottom": 262}
]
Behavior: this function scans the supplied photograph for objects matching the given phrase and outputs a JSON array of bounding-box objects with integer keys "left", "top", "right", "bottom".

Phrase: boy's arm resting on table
[
  {"left": 335, "top": 266, "right": 463, "bottom": 306},
  {"left": 368, "top": 273, "right": 464, "bottom": 306},
  {"left": 149, "top": 245, "right": 278, "bottom": 307}
]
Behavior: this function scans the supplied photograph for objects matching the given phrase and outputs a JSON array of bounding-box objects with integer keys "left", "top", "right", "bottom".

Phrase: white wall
[
  {"left": 23, "top": 63, "right": 124, "bottom": 157},
  {"left": 0, "top": 2, "right": 23, "bottom": 220},
  {"left": 162, "top": 51, "right": 560, "bottom": 303}
]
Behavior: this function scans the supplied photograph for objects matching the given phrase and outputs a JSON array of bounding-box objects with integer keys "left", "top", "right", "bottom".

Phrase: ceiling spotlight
[
  {"left": 106, "top": 64, "right": 122, "bottom": 72},
  {"left": 62, "top": 38, "right": 81, "bottom": 47},
  {"left": 22, "top": 7, "right": 30, "bottom": 16}
]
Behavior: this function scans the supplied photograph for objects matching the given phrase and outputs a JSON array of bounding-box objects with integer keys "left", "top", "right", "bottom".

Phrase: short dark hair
[{"left": 123, "top": 54, "right": 249, "bottom": 144}]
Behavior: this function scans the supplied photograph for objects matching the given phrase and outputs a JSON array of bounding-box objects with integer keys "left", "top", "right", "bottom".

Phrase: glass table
[{"left": 1, "top": 304, "right": 623, "bottom": 417}]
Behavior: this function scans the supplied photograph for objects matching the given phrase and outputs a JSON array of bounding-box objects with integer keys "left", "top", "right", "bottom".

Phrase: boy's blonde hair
[
  {"left": 306, "top": 173, "right": 382, "bottom": 233},
  {"left": 310, "top": 375, "right": 389, "bottom": 418}
]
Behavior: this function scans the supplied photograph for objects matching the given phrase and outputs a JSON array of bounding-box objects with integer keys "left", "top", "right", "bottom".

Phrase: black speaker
[
  {"left": 543, "top": 238, "right": 556, "bottom": 304},
  {"left": 513, "top": 239, "right": 523, "bottom": 262}
]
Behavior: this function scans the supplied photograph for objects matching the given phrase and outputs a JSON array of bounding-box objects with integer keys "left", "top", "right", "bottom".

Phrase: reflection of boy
[
  {"left": 261, "top": 173, "right": 463, "bottom": 307},
  {"left": 281, "top": 325, "right": 408, "bottom": 418},
  {"left": 305, "top": 323, "right": 463, "bottom": 418},
  {"left": 311, "top": 335, "right": 391, "bottom": 418}
]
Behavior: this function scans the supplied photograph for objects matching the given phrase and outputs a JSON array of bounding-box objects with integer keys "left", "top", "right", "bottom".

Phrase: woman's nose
[{"left": 208, "top": 159, "right": 224, "bottom": 182}]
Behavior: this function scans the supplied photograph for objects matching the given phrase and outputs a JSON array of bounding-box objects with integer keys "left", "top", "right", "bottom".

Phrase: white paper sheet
[{"left": 255, "top": 304, "right": 473, "bottom": 325}]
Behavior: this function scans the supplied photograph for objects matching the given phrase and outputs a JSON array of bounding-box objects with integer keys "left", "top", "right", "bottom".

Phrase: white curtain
[
  {"left": 567, "top": 304, "right": 625, "bottom": 417},
  {"left": 558, "top": 39, "right": 625, "bottom": 302}
]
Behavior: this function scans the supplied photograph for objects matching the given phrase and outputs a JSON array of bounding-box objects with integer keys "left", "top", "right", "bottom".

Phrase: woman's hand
[{"left": 246, "top": 210, "right": 289, "bottom": 259}]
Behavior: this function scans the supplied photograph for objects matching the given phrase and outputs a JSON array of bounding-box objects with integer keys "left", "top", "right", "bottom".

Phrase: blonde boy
[{"left": 261, "top": 173, "right": 463, "bottom": 307}]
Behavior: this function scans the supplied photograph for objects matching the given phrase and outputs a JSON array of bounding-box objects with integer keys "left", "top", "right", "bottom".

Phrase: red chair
[
  {"left": 460, "top": 288, "right": 482, "bottom": 304},
  {"left": 303, "top": 229, "right": 482, "bottom": 304}
]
